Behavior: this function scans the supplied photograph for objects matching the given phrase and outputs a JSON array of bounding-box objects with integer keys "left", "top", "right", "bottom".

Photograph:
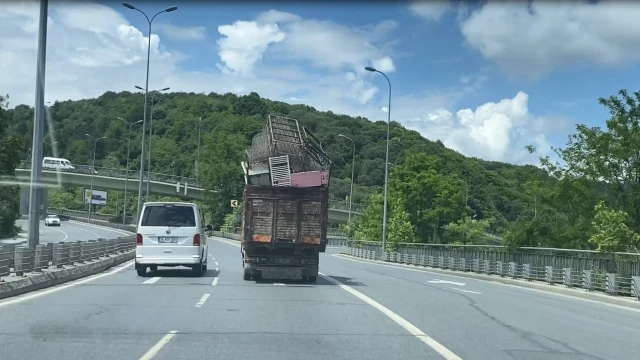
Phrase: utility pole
[{"left": 27, "top": 0, "right": 49, "bottom": 249}]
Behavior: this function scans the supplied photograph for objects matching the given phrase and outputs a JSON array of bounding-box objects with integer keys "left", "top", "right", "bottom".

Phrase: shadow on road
[
  {"left": 141, "top": 267, "right": 220, "bottom": 278},
  {"left": 254, "top": 275, "right": 364, "bottom": 287}
]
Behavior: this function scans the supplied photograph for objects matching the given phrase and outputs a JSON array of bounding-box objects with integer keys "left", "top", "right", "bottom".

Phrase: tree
[
  {"left": 534, "top": 90, "right": 640, "bottom": 232},
  {"left": 199, "top": 132, "right": 247, "bottom": 227},
  {"left": 387, "top": 197, "right": 417, "bottom": 249},
  {"left": 445, "top": 216, "right": 491, "bottom": 245},
  {"left": 0, "top": 95, "right": 24, "bottom": 237},
  {"left": 590, "top": 201, "right": 640, "bottom": 252}
]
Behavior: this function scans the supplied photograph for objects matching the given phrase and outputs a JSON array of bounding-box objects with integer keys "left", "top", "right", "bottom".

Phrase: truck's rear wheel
[
  {"left": 308, "top": 276, "right": 317, "bottom": 283},
  {"left": 243, "top": 271, "right": 251, "bottom": 281}
]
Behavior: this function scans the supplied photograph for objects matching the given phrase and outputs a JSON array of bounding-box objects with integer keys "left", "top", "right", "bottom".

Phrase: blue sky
[{"left": 3, "top": 1, "right": 640, "bottom": 164}]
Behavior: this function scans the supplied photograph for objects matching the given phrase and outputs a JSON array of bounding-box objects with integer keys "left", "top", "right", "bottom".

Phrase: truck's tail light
[
  {"left": 136, "top": 233, "right": 143, "bottom": 246},
  {"left": 193, "top": 234, "right": 201, "bottom": 246}
]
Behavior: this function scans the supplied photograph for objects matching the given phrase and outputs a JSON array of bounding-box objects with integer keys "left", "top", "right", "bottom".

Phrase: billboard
[{"left": 84, "top": 189, "right": 108, "bottom": 206}]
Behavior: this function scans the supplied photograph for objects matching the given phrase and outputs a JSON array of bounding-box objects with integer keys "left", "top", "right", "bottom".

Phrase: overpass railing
[
  {"left": 340, "top": 240, "right": 640, "bottom": 300},
  {"left": 17, "top": 161, "right": 200, "bottom": 187}
]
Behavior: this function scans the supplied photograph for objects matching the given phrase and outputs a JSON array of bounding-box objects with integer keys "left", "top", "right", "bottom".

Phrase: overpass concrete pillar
[{"left": 19, "top": 185, "right": 48, "bottom": 218}]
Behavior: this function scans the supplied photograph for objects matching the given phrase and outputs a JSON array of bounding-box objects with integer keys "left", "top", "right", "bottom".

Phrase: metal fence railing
[
  {"left": 18, "top": 160, "right": 200, "bottom": 187},
  {"left": 339, "top": 241, "right": 640, "bottom": 300}
]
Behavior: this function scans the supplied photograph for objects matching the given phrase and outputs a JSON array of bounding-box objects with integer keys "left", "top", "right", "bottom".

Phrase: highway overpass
[{"left": 13, "top": 165, "right": 362, "bottom": 224}]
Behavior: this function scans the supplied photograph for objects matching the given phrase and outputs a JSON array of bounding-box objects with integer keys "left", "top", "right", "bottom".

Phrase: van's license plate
[{"left": 158, "top": 237, "right": 178, "bottom": 243}]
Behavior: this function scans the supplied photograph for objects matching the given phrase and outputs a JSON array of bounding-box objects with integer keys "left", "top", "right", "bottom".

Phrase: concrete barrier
[{"left": 0, "top": 251, "right": 134, "bottom": 301}]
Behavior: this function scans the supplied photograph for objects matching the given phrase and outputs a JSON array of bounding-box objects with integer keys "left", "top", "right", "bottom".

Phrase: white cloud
[
  {"left": 409, "top": 1, "right": 452, "bottom": 21},
  {"left": 459, "top": 1, "right": 640, "bottom": 80},
  {"left": 405, "top": 91, "right": 560, "bottom": 164},
  {"left": 156, "top": 23, "right": 206, "bottom": 41},
  {"left": 216, "top": 20, "right": 285, "bottom": 75}
]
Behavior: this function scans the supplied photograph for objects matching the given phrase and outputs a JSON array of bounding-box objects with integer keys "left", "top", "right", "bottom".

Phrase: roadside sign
[{"left": 231, "top": 200, "right": 238, "bottom": 208}]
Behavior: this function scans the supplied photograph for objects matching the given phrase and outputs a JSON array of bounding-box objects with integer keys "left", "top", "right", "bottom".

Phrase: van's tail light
[
  {"left": 193, "top": 234, "right": 201, "bottom": 246},
  {"left": 136, "top": 233, "right": 143, "bottom": 246}
]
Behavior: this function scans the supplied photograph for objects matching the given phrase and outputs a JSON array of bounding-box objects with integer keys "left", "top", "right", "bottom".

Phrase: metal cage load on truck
[{"left": 243, "top": 114, "right": 331, "bottom": 188}]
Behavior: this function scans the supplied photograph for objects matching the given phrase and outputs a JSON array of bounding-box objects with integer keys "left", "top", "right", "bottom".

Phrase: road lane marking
[
  {"left": 195, "top": 294, "right": 210, "bottom": 307},
  {"left": 50, "top": 226, "right": 69, "bottom": 241},
  {"left": 319, "top": 272, "right": 463, "bottom": 360},
  {"left": 212, "top": 277, "right": 218, "bottom": 286},
  {"left": 428, "top": 279, "right": 466, "bottom": 286},
  {"left": 273, "top": 283, "right": 285, "bottom": 286},
  {"left": 215, "top": 267, "right": 219, "bottom": 272},
  {"left": 453, "top": 288, "right": 481, "bottom": 295},
  {"left": 215, "top": 261, "right": 218, "bottom": 265},
  {"left": 69, "top": 220, "right": 132, "bottom": 236},
  {"left": 0, "top": 260, "right": 134, "bottom": 308},
  {"left": 138, "top": 330, "right": 178, "bottom": 360},
  {"left": 142, "top": 277, "right": 162, "bottom": 284},
  {"left": 333, "top": 253, "right": 640, "bottom": 314},
  {"left": 214, "top": 238, "right": 640, "bottom": 313}
]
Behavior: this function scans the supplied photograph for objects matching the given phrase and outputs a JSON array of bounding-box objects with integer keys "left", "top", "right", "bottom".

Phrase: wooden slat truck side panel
[{"left": 242, "top": 185, "right": 328, "bottom": 248}]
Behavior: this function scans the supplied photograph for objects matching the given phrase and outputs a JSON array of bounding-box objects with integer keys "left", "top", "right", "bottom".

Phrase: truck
[{"left": 240, "top": 114, "right": 331, "bottom": 283}]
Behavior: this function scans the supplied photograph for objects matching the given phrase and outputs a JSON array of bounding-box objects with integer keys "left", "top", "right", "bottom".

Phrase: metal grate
[{"left": 269, "top": 155, "right": 292, "bottom": 187}]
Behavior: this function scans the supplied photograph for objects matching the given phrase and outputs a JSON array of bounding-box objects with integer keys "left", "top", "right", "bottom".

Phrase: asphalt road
[
  {"left": 0, "top": 237, "right": 638, "bottom": 360},
  {"left": 11, "top": 218, "right": 130, "bottom": 244}
]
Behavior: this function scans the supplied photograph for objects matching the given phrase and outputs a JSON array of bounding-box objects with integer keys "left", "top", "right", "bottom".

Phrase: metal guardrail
[
  {"left": 18, "top": 160, "right": 200, "bottom": 187},
  {"left": 341, "top": 242, "right": 640, "bottom": 300},
  {"left": 0, "top": 235, "right": 136, "bottom": 282},
  {"left": 327, "top": 200, "right": 365, "bottom": 214}
]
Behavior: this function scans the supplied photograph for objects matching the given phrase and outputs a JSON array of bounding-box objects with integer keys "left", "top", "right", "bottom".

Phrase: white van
[
  {"left": 135, "top": 202, "right": 208, "bottom": 277},
  {"left": 42, "top": 157, "right": 75, "bottom": 171}
]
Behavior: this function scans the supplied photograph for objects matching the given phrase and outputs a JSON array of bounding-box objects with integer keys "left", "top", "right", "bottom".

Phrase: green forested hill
[{"left": 5, "top": 91, "right": 546, "bottom": 231}]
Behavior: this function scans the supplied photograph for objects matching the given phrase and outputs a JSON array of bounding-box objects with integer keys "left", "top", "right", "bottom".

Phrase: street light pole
[
  {"left": 338, "top": 134, "right": 356, "bottom": 225},
  {"left": 196, "top": 116, "right": 202, "bottom": 178},
  {"left": 122, "top": 2, "right": 177, "bottom": 222},
  {"left": 460, "top": 180, "right": 469, "bottom": 210},
  {"left": 87, "top": 135, "right": 107, "bottom": 220},
  {"left": 27, "top": 0, "right": 49, "bottom": 249},
  {"left": 364, "top": 66, "right": 391, "bottom": 251},
  {"left": 135, "top": 86, "right": 169, "bottom": 200},
  {"left": 122, "top": 119, "right": 143, "bottom": 225}
]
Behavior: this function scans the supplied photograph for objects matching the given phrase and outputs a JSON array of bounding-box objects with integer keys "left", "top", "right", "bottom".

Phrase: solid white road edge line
[
  {"left": 332, "top": 253, "right": 640, "bottom": 314},
  {"left": 69, "top": 220, "right": 132, "bottom": 236},
  {"left": 212, "top": 239, "right": 462, "bottom": 359},
  {"left": 0, "top": 260, "right": 134, "bottom": 308},
  {"left": 139, "top": 330, "right": 178, "bottom": 360},
  {"left": 196, "top": 294, "right": 210, "bottom": 307},
  {"left": 319, "top": 272, "right": 463, "bottom": 360}
]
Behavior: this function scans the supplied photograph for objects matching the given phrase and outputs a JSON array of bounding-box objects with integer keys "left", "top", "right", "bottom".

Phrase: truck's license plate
[{"left": 158, "top": 237, "right": 178, "bottom": 243}]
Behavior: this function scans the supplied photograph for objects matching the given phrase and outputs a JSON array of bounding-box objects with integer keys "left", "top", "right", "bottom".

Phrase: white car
[
  {"left": 135, "top": 202, "right": 208, "bottom": 277},
  {"left": 45, "top": 215, "right": 61, "bottom": 226}
]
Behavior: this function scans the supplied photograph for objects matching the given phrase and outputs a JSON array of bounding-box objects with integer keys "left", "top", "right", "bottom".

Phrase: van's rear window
[{"left": 141, "top": 205, "right": 196, "bottom": 227}]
